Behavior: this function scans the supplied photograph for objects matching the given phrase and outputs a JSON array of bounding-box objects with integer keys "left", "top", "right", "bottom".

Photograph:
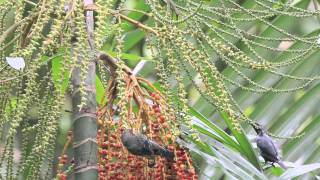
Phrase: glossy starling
[
  {"left": 253, "top": 125, "right": 287, "bottom": 169},
  {"left": 121, "top": 129, "right": 174, "bottom": 161}
]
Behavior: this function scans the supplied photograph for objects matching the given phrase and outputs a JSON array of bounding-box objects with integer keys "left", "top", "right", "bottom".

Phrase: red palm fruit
[
  {"left": 154, "top": 94, "right": 161, "bottom": 100},
  {"left": 101, "top": 142, "right": 108, "bottom": 147},
  {"left": 153, "top": 107, "right": 161, "bottom": 113},
  {"left": 158, "top": 115, "right": 165, "bottom": 123},
  {"left": 100, "top": 149, "right": 108, "bottom": 155}
]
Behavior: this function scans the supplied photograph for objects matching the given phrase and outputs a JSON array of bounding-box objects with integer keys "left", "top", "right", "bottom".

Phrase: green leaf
[
  {"left": 189, "top": 107, "right": 241, "bottom": 151},
  {"left": 270, "top": 83, "right": 320, "bottom": 133},
  {"left": 220, "top": 112, "right": 261, "bottom": 170},
  {"left": 270, "top": 167, "right": 285, "bottom": 177},
  {"left": 181, "top": 138, "right": 261, "bottom": 180},
  {"left": 192, "top": 125, "right": 225, "bottom": 145},
  {"left": 214, "top": 143, "right": 268, "bottom": 180},
  {"left": 283, "top": 115, "right": 320, "bottom": 156},
  {"left": 96, "top": 75, "right": 105, "bottom": 105},
  {"left": 50, "top": 49, "right": 69, "bottom": 93},
  {"left": 280, "top": 163, "right": 320, "bottom": 180},
  {"left": 121, "top": 0, "right": 150, "bottom": 32},
  {"left": 108, "top": 51, "right": 153, "bottom": 63},
  {"left": 123, "top": 30, "right": 145, "bottom": 52}
]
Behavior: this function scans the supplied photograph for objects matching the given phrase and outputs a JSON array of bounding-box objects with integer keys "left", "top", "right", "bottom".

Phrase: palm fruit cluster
[{"left": 96, "top": 71, "right": 198, "bottom": 180}]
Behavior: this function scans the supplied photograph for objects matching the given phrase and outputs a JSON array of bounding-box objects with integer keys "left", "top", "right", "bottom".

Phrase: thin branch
[
  {"left": 23, "top": 0, "right": 37, "bottom": 6},
  {"left": 0, "top": 34, "right": 21, "bottom": 51},
  {"left": 117, "top": 13, "right": 158, "bottom": 35},
  {"left": 0, "top": 18, "right": 29, "bottom": 45},
  {"left": 97, "top": 52, "right": 133, "bottom": 75},
  {"left": 0, "top": 64, "right": 8, "bottom": 74},
  {"left": 165, "top": 0, "right": 180, "bottom": 16},
  {"left": 313, "top": 0, "right": 320, "bottom": 22},
  {"left": 84, "top": 4, "right": 157, "bottom": 34},
  {"left": 119, "top": 9, "right": 152, "bottom": 16},
  {"left": 25, "top": 0, "right": 47, "bottom": 40}
]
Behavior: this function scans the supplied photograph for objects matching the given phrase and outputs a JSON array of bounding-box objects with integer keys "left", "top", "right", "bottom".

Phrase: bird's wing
[
  {"left": 143, "top": 137, "right": 174, "bottom": 160},
  {"left": 135, "top": 134, "right": 167, "bottom": 157},
  {"left": 256, "top": 135, "right": 278, "bottom": 158},
  {"left": 135, "top": 134, "right": 154, "bottom": 155},
  {"left": 148, "top": 139, "right": 166, "bottom": 155},
  {"left": 122, "top": 134, "right": 147, "bottom": 155},
  {"left": 265, "top": 136, "right": 278, "bottom": 157}
]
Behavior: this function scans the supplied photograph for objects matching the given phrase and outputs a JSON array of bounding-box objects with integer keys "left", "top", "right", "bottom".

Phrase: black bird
[
  {"left": 253, "top": 124, "right": 287, "bottom": 169},
  {"left": 121, "top": 129, "right": 174, "bottom": 161}
]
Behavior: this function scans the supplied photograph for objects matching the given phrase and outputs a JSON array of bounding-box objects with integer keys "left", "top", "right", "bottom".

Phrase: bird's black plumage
[
  {"left": 121, "top": 129, "right": 174, "bottom": 161},
  {"left": 253, "top": 125, "right": 287, "bottom": 169}
]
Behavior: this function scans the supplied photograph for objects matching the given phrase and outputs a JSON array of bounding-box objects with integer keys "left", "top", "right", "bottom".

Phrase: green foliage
[{"left": 0, "top": 0, "right": 320, "bottom": 179}]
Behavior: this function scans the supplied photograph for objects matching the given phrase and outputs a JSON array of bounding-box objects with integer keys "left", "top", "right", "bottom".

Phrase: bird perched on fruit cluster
[
  {"left": 121, "top": 129, "right": 174, "bottom": 161},
  {"left": 253, "top": 124, "right": 287, "bottom": 169}
]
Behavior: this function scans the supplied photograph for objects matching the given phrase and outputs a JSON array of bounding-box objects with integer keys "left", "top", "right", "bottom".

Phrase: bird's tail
[
  {"left": 161, "top": 149, "right": 175, "bottom": 161},
  {"left": 277, "top": 160, "right": 287, "bottom": 169}
]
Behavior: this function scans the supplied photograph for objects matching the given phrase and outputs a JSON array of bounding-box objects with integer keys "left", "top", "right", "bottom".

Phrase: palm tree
[{"left": 0, "top": 0, "right": 319, "bottom": 179}]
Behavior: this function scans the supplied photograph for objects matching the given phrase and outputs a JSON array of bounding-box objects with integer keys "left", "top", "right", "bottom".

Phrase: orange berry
[
  {"left": 154, "top": 94, "right": 161, "bottom": 100},
  {"left": 100, "top": 149, "right": 108, "bottom": 155},
  {"left": 158, "top": 115, "right": 165, "bottom": 123},
  {"left": 153, "top": 107, "right": 161, "bottom": 113}
]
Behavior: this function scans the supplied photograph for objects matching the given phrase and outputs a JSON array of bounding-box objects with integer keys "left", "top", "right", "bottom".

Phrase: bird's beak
[{"left": 254, "top": 128, "right": 262, "bottom": 134}]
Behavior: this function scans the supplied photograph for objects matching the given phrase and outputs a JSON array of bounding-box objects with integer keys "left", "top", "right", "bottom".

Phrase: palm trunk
[{"left": 71, "top": 0, "right": 98, "bottom": 179}]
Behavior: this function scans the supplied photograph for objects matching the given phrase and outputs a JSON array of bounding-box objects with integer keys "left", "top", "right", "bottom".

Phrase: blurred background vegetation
[{"left": 0, "top": 0, "right": 320, "bottom": 179}]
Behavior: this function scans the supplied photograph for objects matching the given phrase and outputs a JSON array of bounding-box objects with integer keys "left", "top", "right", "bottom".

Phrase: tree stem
[{"left": 71, "top": 0, "right": 98, "bottom": 179}]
